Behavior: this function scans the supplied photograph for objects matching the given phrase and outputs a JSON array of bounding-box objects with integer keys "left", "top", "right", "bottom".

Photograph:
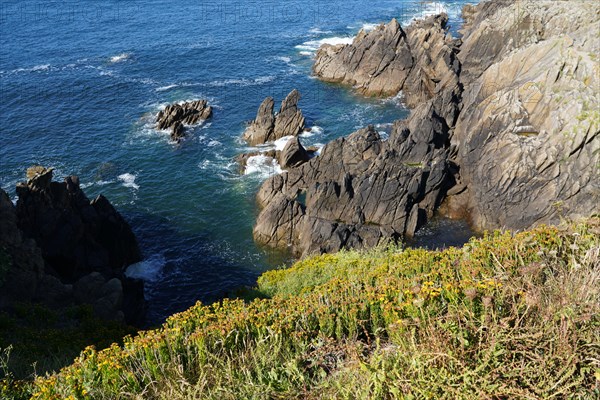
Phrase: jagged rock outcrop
[
  {"left": 16, "top": 167, "right": 141, "bottom": 279},
  {"left": 0, "top": 188, "right": 45, "bottom": 307},
  {"left": 254, "top": 119, "right": 452, "bottom": 256},
  {"left": 0, "top": 167, "right": 146, "bottom": 324},
  {"left": 156, "top": 100, "right": 213, "bottom": 142},
  {"left": 449, "top": 0, "right": 600, "bottom": 230},
  {"left": 242, "top": 90, "right": 305, "bottom": 145},
  {"left": 313, "top": 14, "right": 461, "bottom": 107}
]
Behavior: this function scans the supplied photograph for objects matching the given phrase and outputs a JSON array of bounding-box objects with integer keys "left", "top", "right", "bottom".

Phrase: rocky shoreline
[{"left": 251, "top": 0, "right": 599, "bottom": 256}]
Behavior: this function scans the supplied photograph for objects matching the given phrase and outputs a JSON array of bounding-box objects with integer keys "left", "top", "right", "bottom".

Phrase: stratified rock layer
[
  {"left": 313, "top": 14, "right": 461, "bottom": 108},
  {"left": 451, "top": 0, "right": 600, "bottom": 230}
]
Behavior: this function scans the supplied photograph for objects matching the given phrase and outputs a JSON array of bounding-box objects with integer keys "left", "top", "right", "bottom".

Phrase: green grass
[{"left": 2, "top": 221, "right": 599, "bottom": 399}]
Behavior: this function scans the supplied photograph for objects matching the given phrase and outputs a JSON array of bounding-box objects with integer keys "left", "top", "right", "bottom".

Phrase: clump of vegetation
[
  {"left": 0, "top": 303, "right": 135, "bottom": 399},
  {"left": 3, "top": 221, "right": 599, "bottom": 399}
]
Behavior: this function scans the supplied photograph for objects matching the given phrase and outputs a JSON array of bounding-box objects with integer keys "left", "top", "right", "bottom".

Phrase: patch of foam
[
  {"left": 403, "top": 2, "right": 449, "bottom": 26},
  {"left": 273, "top": 135, "right": 295, "bottom": 151},
  {"left": 361, "top": 23, "right": 380, "bottom": 32},
  {"left": 244, "top": 155, "right": 282, "bottom": 177},
  {"left": 299, "top": 51, "right": 313, "bottom": 57},
  {"left": 309, "top": 27, "right": 333, "bottom": 35},
  {"left": 118, "top": 173, "right": 139, "bottom": 190},
  {"left": 79, "top": 180, "right": 113, "bottom": 189},
  {"left": 207, "top": 140, "right": 221, "bottom": 147},
  {"left": 296, "top": 36, "right": 354, "bottom": 55},
  {"left": 110, "top": 53, "right": 132, "bottom": 63},
  {"left": 302, "top": 125, "right": 323, "bottom": 137},
  {"left": 276, "top": 56, "right": 292, "bottom": 63},
  {"left": 314, "top": 143, "right": 325, "bottom": 156},
  {"left": 206, "top": 76, "right": 275, "bottom": 87},
  {"left": 125, "top": 254, "right": 165, "bottom": 283},
  {"left": 155, "top": 84, "right": 179, "bottom": 92}
]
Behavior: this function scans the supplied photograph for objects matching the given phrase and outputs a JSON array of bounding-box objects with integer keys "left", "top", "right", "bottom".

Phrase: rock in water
[
  {"left": 242, "top": 89, "right": 305, "bottom": 145},
  {"left": 254, "top": 118, "right": 453, "bottom": 256},
  {"left": 242, "top": 97, "right": 276, "bottom": 145},
  {"left": 1, "top": 169, "right": 145, "bottom": 324},
  {"left": 313, "top": 14, "right": 460, "bottom": 107},
  {"left": 156, "top": 99, "right": 213, "bottom": 142}
]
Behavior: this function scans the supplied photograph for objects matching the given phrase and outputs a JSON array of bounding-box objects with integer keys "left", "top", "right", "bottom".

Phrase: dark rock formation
[
  {"left": 0, "top": 188, "right": 45, "bottom": 308},
  {"left": 0, "top": 167, "right": 146, "bottom": 324},
  {"left": 16, "top": 166, "right": 141, "bottom": 279},
  {"left": 156, "top": 100, "right": 213, "bottom": 142},
  {"left": 313, "top": 14, "right": 461, "bottom": 108},
  {"left": 242, "top": 90, "right": 305, "bottom": 145},
  {"left": 254, "top": 119, "right": 453, "bottom": 256}
]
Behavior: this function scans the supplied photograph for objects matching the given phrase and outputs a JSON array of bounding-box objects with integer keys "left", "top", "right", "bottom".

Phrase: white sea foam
[
  {"left": 276, "top": 56, "right": 292, "bottom": 63},
  {"left": 361, "top": 22, "right": 380, "bottom": 32},
  {"left": 299, "top": 51, "right": 313, "bottom": 57},
  {"left": 309, "top": 27, "right": 333, "bottom": 35},
  {"left": 1, "top": 64, "right": 52, "bottom": 75},
  {"left": 125, "top": 254, "right": 165, "bottom": 282},
  {"left": 296, "top": 36, "right": 353, "bottom": 55},
  {"left": 403, "top": 2, "right": 449, "bottom": 25},
  {"left": 207, "top": 140, "right": 221, "bottom": 147},
  {"left": 118, "top": 173, "right": 139, "bottom": 190},
  {"left": 110, "top": 53, "right": 132, "bottom": 63},
  {"left": 273, "top": 135, "right": 295, "bottom": 151},
  {"left": 304, "top": 125, "right": 324, "bottom": 136},
  {"left": 155, "top": 84, "right": 179, "bottom": 92},
  {"left": 244, "top": 155, "right": 282, "bottom": 177},
  {"left": 206, "top": 76, "right": 275, "bottom": 87},
  {"left": 79, "top": 180, "right": 113, "bottom": 189}
]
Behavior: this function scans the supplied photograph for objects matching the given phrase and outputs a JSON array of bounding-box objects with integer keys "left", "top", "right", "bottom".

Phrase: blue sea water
[{"left": 0, "top": 0, "right": 469, "bottom": 325}]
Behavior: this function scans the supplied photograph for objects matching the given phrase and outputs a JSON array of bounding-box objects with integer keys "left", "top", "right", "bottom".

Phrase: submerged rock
[{"left": 156, "top": 99, "right": 213, "bottom": 142}]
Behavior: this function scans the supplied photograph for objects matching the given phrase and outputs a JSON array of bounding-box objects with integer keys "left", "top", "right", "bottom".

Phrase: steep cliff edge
[{"left": 451, "top": 0, "right": 600, "bottom": 230}]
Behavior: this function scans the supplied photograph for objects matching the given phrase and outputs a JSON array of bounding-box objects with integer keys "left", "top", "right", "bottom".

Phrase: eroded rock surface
[
  {"left": 242, "top": 90, "right": 305, "bottom": 145},
  {"left": 451, "top": 0, "right": 600, "bottom": 230},
  {"left": 156, "top": 100, "right": 213, "bottom": 142},
  {"left": 313, "top": 14, "right": 461, "bottom": 107}
]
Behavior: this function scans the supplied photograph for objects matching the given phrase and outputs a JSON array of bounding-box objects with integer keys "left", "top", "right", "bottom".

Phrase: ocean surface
[{"left": 0, "top": 0, "right": 471, "bottom": 325}]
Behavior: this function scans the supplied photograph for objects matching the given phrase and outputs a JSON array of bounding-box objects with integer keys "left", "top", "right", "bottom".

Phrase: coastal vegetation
[{"left": 2, "top": 220, "right": 598, "bottom": 399}]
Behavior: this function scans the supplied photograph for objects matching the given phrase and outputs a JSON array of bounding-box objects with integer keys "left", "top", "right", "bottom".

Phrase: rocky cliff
[
  {"left": 0, "top": 167, "right": 145, "bottom": 324},
  {"left": 254, "top": 0, "right": 599, "bottom": 256}
]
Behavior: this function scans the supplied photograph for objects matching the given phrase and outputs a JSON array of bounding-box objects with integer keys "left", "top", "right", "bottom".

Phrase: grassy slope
[{"left": 2, "top": 221, "right": 599, "bottom": 399}]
